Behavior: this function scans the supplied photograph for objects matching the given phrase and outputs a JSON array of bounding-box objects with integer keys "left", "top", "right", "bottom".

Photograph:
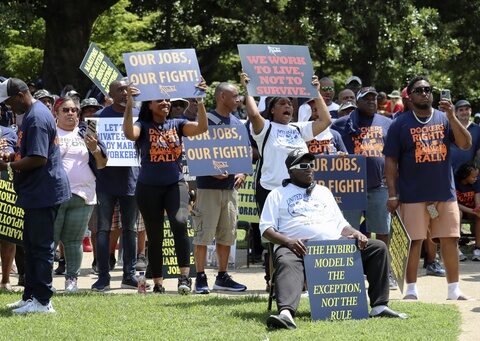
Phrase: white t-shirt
[
  {"left": 251, "top": 120, "right": 314, "bottom": 190},
  {"left": 298, "top": 102, "right": 340, "bottom": 122},
  {"left": 260, "top": 183, "right": 348, "bottom": 245},
  {"left": 58, "top": 127, "right": 97, "bottom": 205}
]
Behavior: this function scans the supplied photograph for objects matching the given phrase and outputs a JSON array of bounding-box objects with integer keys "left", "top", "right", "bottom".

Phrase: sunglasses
[
  {"left": 320, "top": 86, "right": 334, "bottom": 92},
  {"left": 411, "top": 86, "right": 432, "bottom": 95},
  {"left": 62, "top": 107, "right": 79, "bottom": 113},
  {"left": 289, "top": 163, "right": 315, "bottom": 170}
]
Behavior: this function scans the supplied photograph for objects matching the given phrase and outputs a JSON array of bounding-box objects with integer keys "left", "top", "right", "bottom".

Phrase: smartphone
[
  {"left": 86, "top": 119, "right": 97, "bottom": 136},
  {"left": 426, "top": 204, "right": 439, "bottom": 219},
  {"left": 440, "top": 89, "right": 451, "bottom": 101}
]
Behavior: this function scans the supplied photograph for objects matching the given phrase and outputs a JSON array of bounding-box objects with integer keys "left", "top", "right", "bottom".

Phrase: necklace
[{"left": 412, "top": 108, "right": 434, "bottom": 125}]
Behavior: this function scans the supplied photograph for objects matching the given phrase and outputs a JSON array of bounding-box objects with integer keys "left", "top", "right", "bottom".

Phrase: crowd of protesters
[{"left": 0, "top": 69, "right": 477, "bottom": 321}]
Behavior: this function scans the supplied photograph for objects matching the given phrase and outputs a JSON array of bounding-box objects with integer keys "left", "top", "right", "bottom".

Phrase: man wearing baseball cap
[
  {"left": 261, "top": 149, "right": 407, "bottom": 330},
  {"left": 451, "top": 99, "right": 480, "bottom": 172},
  {"left": 33, "top": 89, "right": 55, "bottom": 112},
  {"left": 0, "top": 78, "right": 71, "bottom": 314}
]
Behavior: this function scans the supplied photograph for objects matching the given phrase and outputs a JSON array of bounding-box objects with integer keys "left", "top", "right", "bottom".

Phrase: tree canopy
[{"left": 0, "top": 0, "right": 479, "bottom": 107}]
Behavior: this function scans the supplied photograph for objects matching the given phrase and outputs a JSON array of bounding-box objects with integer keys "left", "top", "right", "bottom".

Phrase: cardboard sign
[
  {"left": 162, "top": 216, "right": 196, "bottom": 279},
  {"left": 304, "top": 239, "right": 369, "bottom": 321},
  {"left": 183, "top": 125, "right": 253, "bottom": 176},
  {"left": 79, "top": 43, "right": 123, "bottom": 96},
  {"left": 123, "top": 49, "right": 205, "bottom": 101},
  {"left": 388, "top": 211, "right": 411, "bottom": 293},
  {"left": 313, "top": 155, "right": 367, "bottom": 210},
  {"left": 0, "top": 172, "right": 24, "bottom": 245},
  {"left": 238, "top": 44, "right": 317, "bottom": 98},
  {"left": 237, "top": 173, "right": 259, "bottom": 223},
  {"left": 90, "top": 118, "right": 139, "bottom": 167}
]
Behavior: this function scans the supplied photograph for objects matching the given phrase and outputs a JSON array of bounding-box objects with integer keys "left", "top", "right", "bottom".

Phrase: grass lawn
[{"left": 0, "top": 293, "right": 460, "bottom": 341}]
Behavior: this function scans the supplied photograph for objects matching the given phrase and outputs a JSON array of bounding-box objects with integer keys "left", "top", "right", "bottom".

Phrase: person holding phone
[
  {"left": 53, "top": 96, "right": 107, "bottom": 293},
  {"left": 384, "top": 76, "right": 472, "bottom": 301},
  {"left": 123, "top": 80, "right": 208, "bottom": 294}
]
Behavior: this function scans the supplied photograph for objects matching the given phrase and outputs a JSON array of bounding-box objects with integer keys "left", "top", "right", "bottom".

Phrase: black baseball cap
[
  {"left": 285, "top": 149, "right": 315, "bottom": 169},
  {"left": 0, "top": 78, "right": 29, "bottom": 103}
]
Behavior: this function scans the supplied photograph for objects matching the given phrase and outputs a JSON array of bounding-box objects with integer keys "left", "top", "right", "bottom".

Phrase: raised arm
[
  {"left": 182, "top": 78, "right": 208, "bottom": 137},
  {"left": 311, "top": 76, "right": 332, "bottom": 136},
  {"left": 240, "top": 72, "right": 265, "bottom": 135},
  {"left": 439, "top": 99, "right": 471, "bottom": 150},
  {"left": 123, "top": 84, "right": 141, "bottom": 141}
]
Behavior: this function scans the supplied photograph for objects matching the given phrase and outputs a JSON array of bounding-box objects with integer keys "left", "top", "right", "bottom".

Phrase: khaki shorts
[
  {"left": 399, "top": 201, "right": 460, "bottom": 241},
  {"left": 192, "top": 189, "right": 237, "bottom": 246}
]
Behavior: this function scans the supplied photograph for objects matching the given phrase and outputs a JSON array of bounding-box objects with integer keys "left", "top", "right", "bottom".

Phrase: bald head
[{"left": 214, "top": 82, "right": 239, "bottom": 116}]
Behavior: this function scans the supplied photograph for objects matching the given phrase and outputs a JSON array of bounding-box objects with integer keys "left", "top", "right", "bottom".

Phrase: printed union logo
[
  {"left": 212, "top": 160, "right": 228, "bottom": 173},
  {"left": 159, "top": 85, "right": 177, "bottom": 95},
  {"left": 267, "top": 46, "right": 282, "bottom": 55}
]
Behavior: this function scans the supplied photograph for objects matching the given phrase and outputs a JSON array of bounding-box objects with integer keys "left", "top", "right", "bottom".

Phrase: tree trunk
[{"left": 41, "top": 0, "right": 119, "bottom": 95}]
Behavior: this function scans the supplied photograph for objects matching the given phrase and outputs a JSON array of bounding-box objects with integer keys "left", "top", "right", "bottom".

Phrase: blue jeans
[
  {"left": 22, "top": 205, "right": 59, "bottom": 305},
  {"left": 96, "top": 192, "right": 137, "bottom": 279}
]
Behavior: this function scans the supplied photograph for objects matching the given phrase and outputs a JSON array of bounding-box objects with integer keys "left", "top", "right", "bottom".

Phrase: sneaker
[
  {"left": 213, "top": 273, "right": 247, "bottom": 292},
  {"left": 195, "top": 273, "right": 210, "bottom": 294},
  {"left": 388, "top": 273, "right": 398, "bottom": 290},
  {"left": 91, "top": 276, "right": 110, "bottom": 292},
  {"left": 7, "top": 299, "right": 31, "bottom": 309},
  {"left": 12, "top": 298, "right": 55, "bottom": 314},
  {"left": 472, "top": 248, "right": 480, "bottom": 261},
  {"left": 458, "top": 249, "right": 467, "bottom": 262},
  {"left": 54, "top": 259, "right": 66, "bottom": 275},
  {"left": 82, "top": 237, "right": 92, "bottom": 252},
  {"left": 426, "top": 260, "right": 446, "bottom": 277},
  {"left": 65, "top": 277, "right": 78, "bottom": 293},
  {"left": 153, "top": 284, "right": 166, "bottom": 294},
  {"left": 136, "top": 254, "right": 147, "bottom": 271},
  {"left": 109, "top": 253, "right": 116, "bottom": 271},
  {"left": 178, "top": 275, "right": 192, "bottom": 295}
]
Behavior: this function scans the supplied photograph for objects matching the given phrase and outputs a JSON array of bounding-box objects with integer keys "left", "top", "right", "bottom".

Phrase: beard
[{"left": 413, "top": 102, "right": 431, "bottom": 110}]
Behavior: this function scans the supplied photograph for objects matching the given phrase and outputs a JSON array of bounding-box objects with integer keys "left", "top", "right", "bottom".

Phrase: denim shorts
[{"left": 342, "top": 186, "right": 391, "bottom": 234}]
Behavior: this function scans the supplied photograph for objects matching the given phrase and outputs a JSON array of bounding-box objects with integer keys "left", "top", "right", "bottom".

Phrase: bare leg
[
  {"left": 194, "top": 245, "right": 207, "bottom": 272},
  {"left": 439, "top": 237, "right": 460, "bottom": 283},
  {"left": 406, "top": 240, "right": 423, "bottom": 283},
  {"left": 1, "top": 241, "right": 15, "bottom": 284},
  {"left": 216, "top": 244, "right": 231, "bottom": 272},
  {"left": 137, "top": 230, "right": 146, "bottom": 255}
]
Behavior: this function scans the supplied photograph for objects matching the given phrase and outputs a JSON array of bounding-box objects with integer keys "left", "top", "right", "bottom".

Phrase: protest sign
[
  {"left": 238, "top": 44, "right": 317, "bottom": 98},
  {"left": 89, "top": 117, "right": 139, "bottom": 167},
  {"left": 79, "top": 43, "right": 123, "bottom": 96},
  {"left": 388, "top": 211, "right": 411, "bottom": 293},
  {"left": 237, "top": 172, "right": 259, "bottom": 223},
  {"left": 183, "top": 125, "right": 253, "bottom": 176},
  {"left": 313, "top": 155, "right": 367, "bottom": 210},
  {"left": 123, "top": 49, "right": 204, "bottom": 101},
  {"left": 304, "top": 239, "right": 369, "bottom": 321},
  {"left": 0, "top": 172, "right": 23, "bottom": 245},
  {"left": 162, "top": 216, "right": 196, "bottom": 279}
]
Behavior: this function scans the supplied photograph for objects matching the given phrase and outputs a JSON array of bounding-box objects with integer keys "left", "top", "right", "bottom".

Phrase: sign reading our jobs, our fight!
[
  {"left": 88, "top": 118, "right": 139, "bottom": 167},
  {"left": 79, "top": 43, "right": 123, "bottom": 96},
  {"left": 388, "top": 211, "right": 411, "bottom": 293},
  {"left": 123, "top": 49, "right": 205, "bottom": 101},
  {"left": 238, "top": 44, "right": 317, "bottom": 98},
  {"left": 313, "top": 155, "right": 367, "bottom": 210},
  {"left": 304, "top": 239, "right": 369, "bottom": 321},
  {"left": 183, "top": 125, "right": 253, "bottom": 176}
]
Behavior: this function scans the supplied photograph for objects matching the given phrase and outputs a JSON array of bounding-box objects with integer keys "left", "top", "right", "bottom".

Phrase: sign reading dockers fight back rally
[
  {"left": 238, "top": 44, "right": 318, "bottom": 98},
  {"left": 0, "top": 172, "right": 24, "bottom": 245},
  {"left": 183, "top": 125, "right": 253, "bottom": 176},
  {"left": 304, "top": 239, "right": 369, "bottom": 321},
  {"left": 313, "top": 155, "right": 367, "bottom": 210}
]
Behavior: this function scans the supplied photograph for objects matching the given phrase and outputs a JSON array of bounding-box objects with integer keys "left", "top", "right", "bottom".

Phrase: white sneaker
[
  {"left": 472, "top": 249, "right": 480, "bottom": 261},
  {"left": 12, "top": 298, "right": 56, "bottom": 314},
  {"left": 458, "top": 249, "right": 467, "bottom": 261},
  {"left": 65, "top": 277, "right": 78, "bottom": 293},
  {"left": 7, "top": 299, "right": 31, "bottom": 309}
]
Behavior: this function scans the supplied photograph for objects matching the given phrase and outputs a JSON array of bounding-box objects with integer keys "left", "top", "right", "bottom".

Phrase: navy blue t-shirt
[
  {"left": 95, "top": 105, "right": 139, "bottom": 196},
  {"left": 135, "top": 119, "right": 187, "bottom": 186},
  {"left": 455, "top": 178, "right": 480, "bottom": 208},
  {"left": 0, "top": 126, "right": 17, "bottom": 153},
  {"left": 451, "top": 123, "right": 480, "bottom": 172},
  {"left": 196, "top": 111, "right": 243, "bottom": 189},
  {"left": 332, "top": 110, "right": 391, "bottom": 190},
  {"left": 383, "top": 110, "right": 456, "bottom": 203},
  {"left": 14, "top": 101, "right": 71, "bottom": 208}
]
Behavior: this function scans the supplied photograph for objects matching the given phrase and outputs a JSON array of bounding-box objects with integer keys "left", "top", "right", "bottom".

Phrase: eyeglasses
[
  {"left": 62, "top": 107, "right": 79, "bottom": 113},
  {"left": 289, "top": 163, "right": 315, "bottom": 170},
  {"left": 320, "top": 86, "right": 334, "bottom": 92},
  {"left": 411, "top": 86, "right": 432, "bottom": 95}
]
